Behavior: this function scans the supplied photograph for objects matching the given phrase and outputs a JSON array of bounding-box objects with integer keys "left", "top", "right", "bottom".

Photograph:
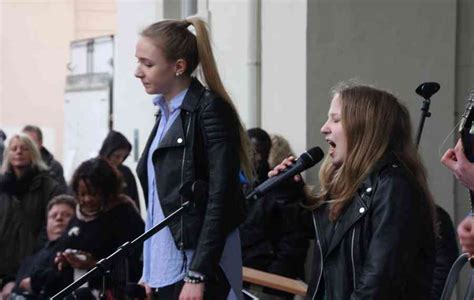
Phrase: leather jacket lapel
[
  {"left": 157, "top": 114, "right": 186, "bottom": 149},
  {"left": 325, "top": 192, "right": 369, "bottom": 258}
]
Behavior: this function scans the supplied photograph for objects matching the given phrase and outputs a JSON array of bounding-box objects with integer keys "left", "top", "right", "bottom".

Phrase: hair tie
[{"left": 186, "top": 22, "right": 196, "bottom": 36}]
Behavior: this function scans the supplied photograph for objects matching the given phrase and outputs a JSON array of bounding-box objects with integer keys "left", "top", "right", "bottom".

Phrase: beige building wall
[
  {"left": 75, "top": 0, "right": 116, "bottom": 40},
  {"left": 0, "top": 1, "right": 74, "bottom": 158},
  {"left": 0, "top": 0, "right": 116, "bottom": 162}
]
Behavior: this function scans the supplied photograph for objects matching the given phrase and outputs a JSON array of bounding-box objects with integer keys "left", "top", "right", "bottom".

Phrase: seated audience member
[
  {"left": 12, "top": 195, "right": 76, "bottom": 297},
  {"left": 268, "top": 134, "right": 294, "bottom": 169},
  {"left": 240, "top": 128, "right": 311, "bottom": 300},
  {"left": 98, "top": 130, "right": 140, "bottom": 210},
  {"left": 23, "top": 125, "right": 67, "bottom": 190},
  {"left": 0, "top": 134, "right": 63, "bottom": 299},
  {"left": 54, "top": 158, "right": 144, "bottom": 298}
]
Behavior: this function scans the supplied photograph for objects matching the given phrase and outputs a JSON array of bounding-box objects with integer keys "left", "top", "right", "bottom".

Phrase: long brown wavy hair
[{"left": 310, "top": 84, "right": 435, "bottom": 224}]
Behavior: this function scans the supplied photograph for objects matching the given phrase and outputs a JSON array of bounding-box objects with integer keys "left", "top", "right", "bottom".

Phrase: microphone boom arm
[{"left": 51, "top": 201, "right": 191, "bottom": 300}]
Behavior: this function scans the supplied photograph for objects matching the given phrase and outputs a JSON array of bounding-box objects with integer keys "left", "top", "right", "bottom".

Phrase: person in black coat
[
  {"left": 12, "top": 195, "right": 76, "bottom": 297},
  {"left": 134, "top": 17, "right": 252, "bottom": 300},
  {"left": 431, "top": 206, "right": 459, "bottom": 300},
  {"left": 23, "top": 125, "right": 67, "bottom": 191},
  {"left": 0, "top": 134, "right": 63, "bottom": 299},
  {"left": 54, "top": 158, "right": 144, "bottom": 298},
  {"left": 272, "top": 84, "right": 436, "bottom": 300},
  {"left": 98, "top": 130, "right": 140, "bottom": 210},
  {"left": 240, "top": 128, "right": 311, "bottom": 299}
]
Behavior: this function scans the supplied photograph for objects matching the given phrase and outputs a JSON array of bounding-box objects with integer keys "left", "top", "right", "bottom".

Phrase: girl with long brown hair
[
  {"left": 135, "top": 17, "right": 250, "bottom": 299},
  {"left": 272, "top": 84, "right": 436, "bottom": 299}
]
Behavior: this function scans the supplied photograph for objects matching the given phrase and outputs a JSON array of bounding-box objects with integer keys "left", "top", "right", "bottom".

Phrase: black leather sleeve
[
  {"left": 431, "top": 206, "right": 459, "bottom": 300},
  {"left": 350, "top": 169, "right": 433, "bottom": 299},
  {"left": 189, "top": 97, "right": 242, "bottom": 277},
  {"left": 265, "top": 183, "right": 311, "bottom": 278}
]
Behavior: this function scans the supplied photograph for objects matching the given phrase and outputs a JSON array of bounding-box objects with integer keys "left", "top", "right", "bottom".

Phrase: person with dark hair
[
  {"left": 247, "top": 128, "right": 272, "bottom": 185},
  {"left": 23, "top": 125, "right": 67, "bottom": 190},
  {"left": 54, "top": 158, "right": 144, "bottom": 298},
  {"left": 98, "top": 130, "right": 140, "bottom": 210},
  {"left": 0, "top": 134, "right": 63, "bottom": 299},
  {"left": 11, "top": 195, "right": 76, "bottom": 297},
  {"left": 240, "top": 129, "right": 311, "bottom": 300},
  {"left": 135, "top": 17, "right": 251, "bottom": 299},
  {"left": 271, "top": 84, "right": 436, "bottom": 299},
  {"left": 0, "top": 129, "right": 6, "bottom": 166}
]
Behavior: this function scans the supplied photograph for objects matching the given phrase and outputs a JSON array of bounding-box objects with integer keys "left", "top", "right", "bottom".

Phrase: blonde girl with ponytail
[{"left": 135, "top": 17, "right": 250, "bottom": 300}]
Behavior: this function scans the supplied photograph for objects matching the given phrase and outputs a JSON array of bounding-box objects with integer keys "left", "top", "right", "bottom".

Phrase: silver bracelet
[{"left": 184, "top": 270, "right": 206, "bottom": 284}]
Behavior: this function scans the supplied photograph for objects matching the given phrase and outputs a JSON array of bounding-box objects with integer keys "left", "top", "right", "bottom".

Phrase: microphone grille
[{"left": 300, "top": 147, "right": 324, "bottom": 167}]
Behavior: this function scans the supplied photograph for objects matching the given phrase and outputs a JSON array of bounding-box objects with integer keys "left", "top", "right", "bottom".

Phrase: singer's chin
[{"left": 331, "top": 159, "right": 343, "bottom": 169}]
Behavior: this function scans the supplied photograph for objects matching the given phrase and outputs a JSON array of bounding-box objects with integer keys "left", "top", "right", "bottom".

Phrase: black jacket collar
[
  {"left": 180, "top": 78, "right": 206, "bottom": 112},
  {"left": 322, "top": 154, "right": 398, "bottom": 257}
]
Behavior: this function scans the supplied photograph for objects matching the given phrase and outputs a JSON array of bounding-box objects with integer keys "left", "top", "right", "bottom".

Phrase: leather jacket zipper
[
  {"left": 179, "top": 111, "right": 192, "bottom": 253},
  {"left": 351, "top": 227, "right": 357, "bottom": 289},
  {"left": 312, "top": 214, "right": 324, "bottom": 300}
]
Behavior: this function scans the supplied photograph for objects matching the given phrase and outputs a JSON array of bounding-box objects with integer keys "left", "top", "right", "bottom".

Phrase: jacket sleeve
[
  {"left": 350, "top": 170, "right": 434, "bottom": 299},
  {"left": 189, "top": 98, "right": 242, "bottom": 277},
  {"left": 430, "top": 206, "right": 459, "bottom": 300},
  {"left": 266, "top": 184, "right": 311, "bottom": 278}
]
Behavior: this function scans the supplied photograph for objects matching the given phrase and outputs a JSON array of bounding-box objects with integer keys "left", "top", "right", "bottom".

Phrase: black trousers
[{"left": 151, "top": 269, "right": 230, "bottom": 300}]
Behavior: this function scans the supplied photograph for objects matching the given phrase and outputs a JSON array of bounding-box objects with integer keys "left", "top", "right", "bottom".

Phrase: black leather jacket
[
  {"left": 306, "top": 158, "right": 435, "bottom": 300},
  {"left": 431, "top": 205, "right": 458, "bottom": 300},
  {"left": 136, "top": 79, "right": 245, "bottom": 277}
]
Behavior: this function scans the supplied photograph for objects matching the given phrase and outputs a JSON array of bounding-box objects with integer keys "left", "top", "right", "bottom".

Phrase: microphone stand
[
  {"left": 51, "top": 200, "right": 191, "bottom": 300},
  {"left": 415, "top": 82, "right": 440, "bottom": 148},
  {"left": 415, "top": 98, "right": 432, "bottom": 148}
]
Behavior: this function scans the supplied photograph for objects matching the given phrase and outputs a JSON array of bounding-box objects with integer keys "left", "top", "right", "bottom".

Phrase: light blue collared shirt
[
  {"left": 141, "top": 89, "right": 243, "bottom": 299},
  {"left": 141, "top": 89, "right": 193, "bottom": 287}
]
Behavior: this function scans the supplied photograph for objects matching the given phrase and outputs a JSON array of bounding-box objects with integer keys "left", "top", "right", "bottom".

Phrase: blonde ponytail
[{"left": 187, "top": 17, "right": 254, "bottom": 181}]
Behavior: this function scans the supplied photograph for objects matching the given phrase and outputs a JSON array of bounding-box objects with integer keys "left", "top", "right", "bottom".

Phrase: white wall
[
  {"left": 261, "top": 0, "right": 307, "bottom": 156},
  {"left": 114, "top": 0, "right": 167, "bottom": 214},
  {"left": 114, "top": 0, "right": 168, "bottom": 158},
  {"left": 206, "top": 0, "right": 253, "bottom": 127}
]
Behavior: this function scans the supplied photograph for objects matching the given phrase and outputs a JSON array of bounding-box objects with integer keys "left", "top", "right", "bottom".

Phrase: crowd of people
[
  {"left": 0, "top": 127, "right": 144, "bottom": 299},
  {"left": 1, "top": 15, "right": 474, "bottom": 300}
]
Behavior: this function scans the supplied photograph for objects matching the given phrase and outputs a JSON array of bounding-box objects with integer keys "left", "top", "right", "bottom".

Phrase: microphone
[
  {"left": 246, "top": 146, "right": 324, "bottom": 200},
  {"left": 415, "top": 82, "right": 440, "bottom": 100}
]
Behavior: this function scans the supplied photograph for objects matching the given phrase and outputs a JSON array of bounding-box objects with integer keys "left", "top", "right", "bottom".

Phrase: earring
[{"left": 176, "top": 72, "right": 181, "bottom": 77}]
